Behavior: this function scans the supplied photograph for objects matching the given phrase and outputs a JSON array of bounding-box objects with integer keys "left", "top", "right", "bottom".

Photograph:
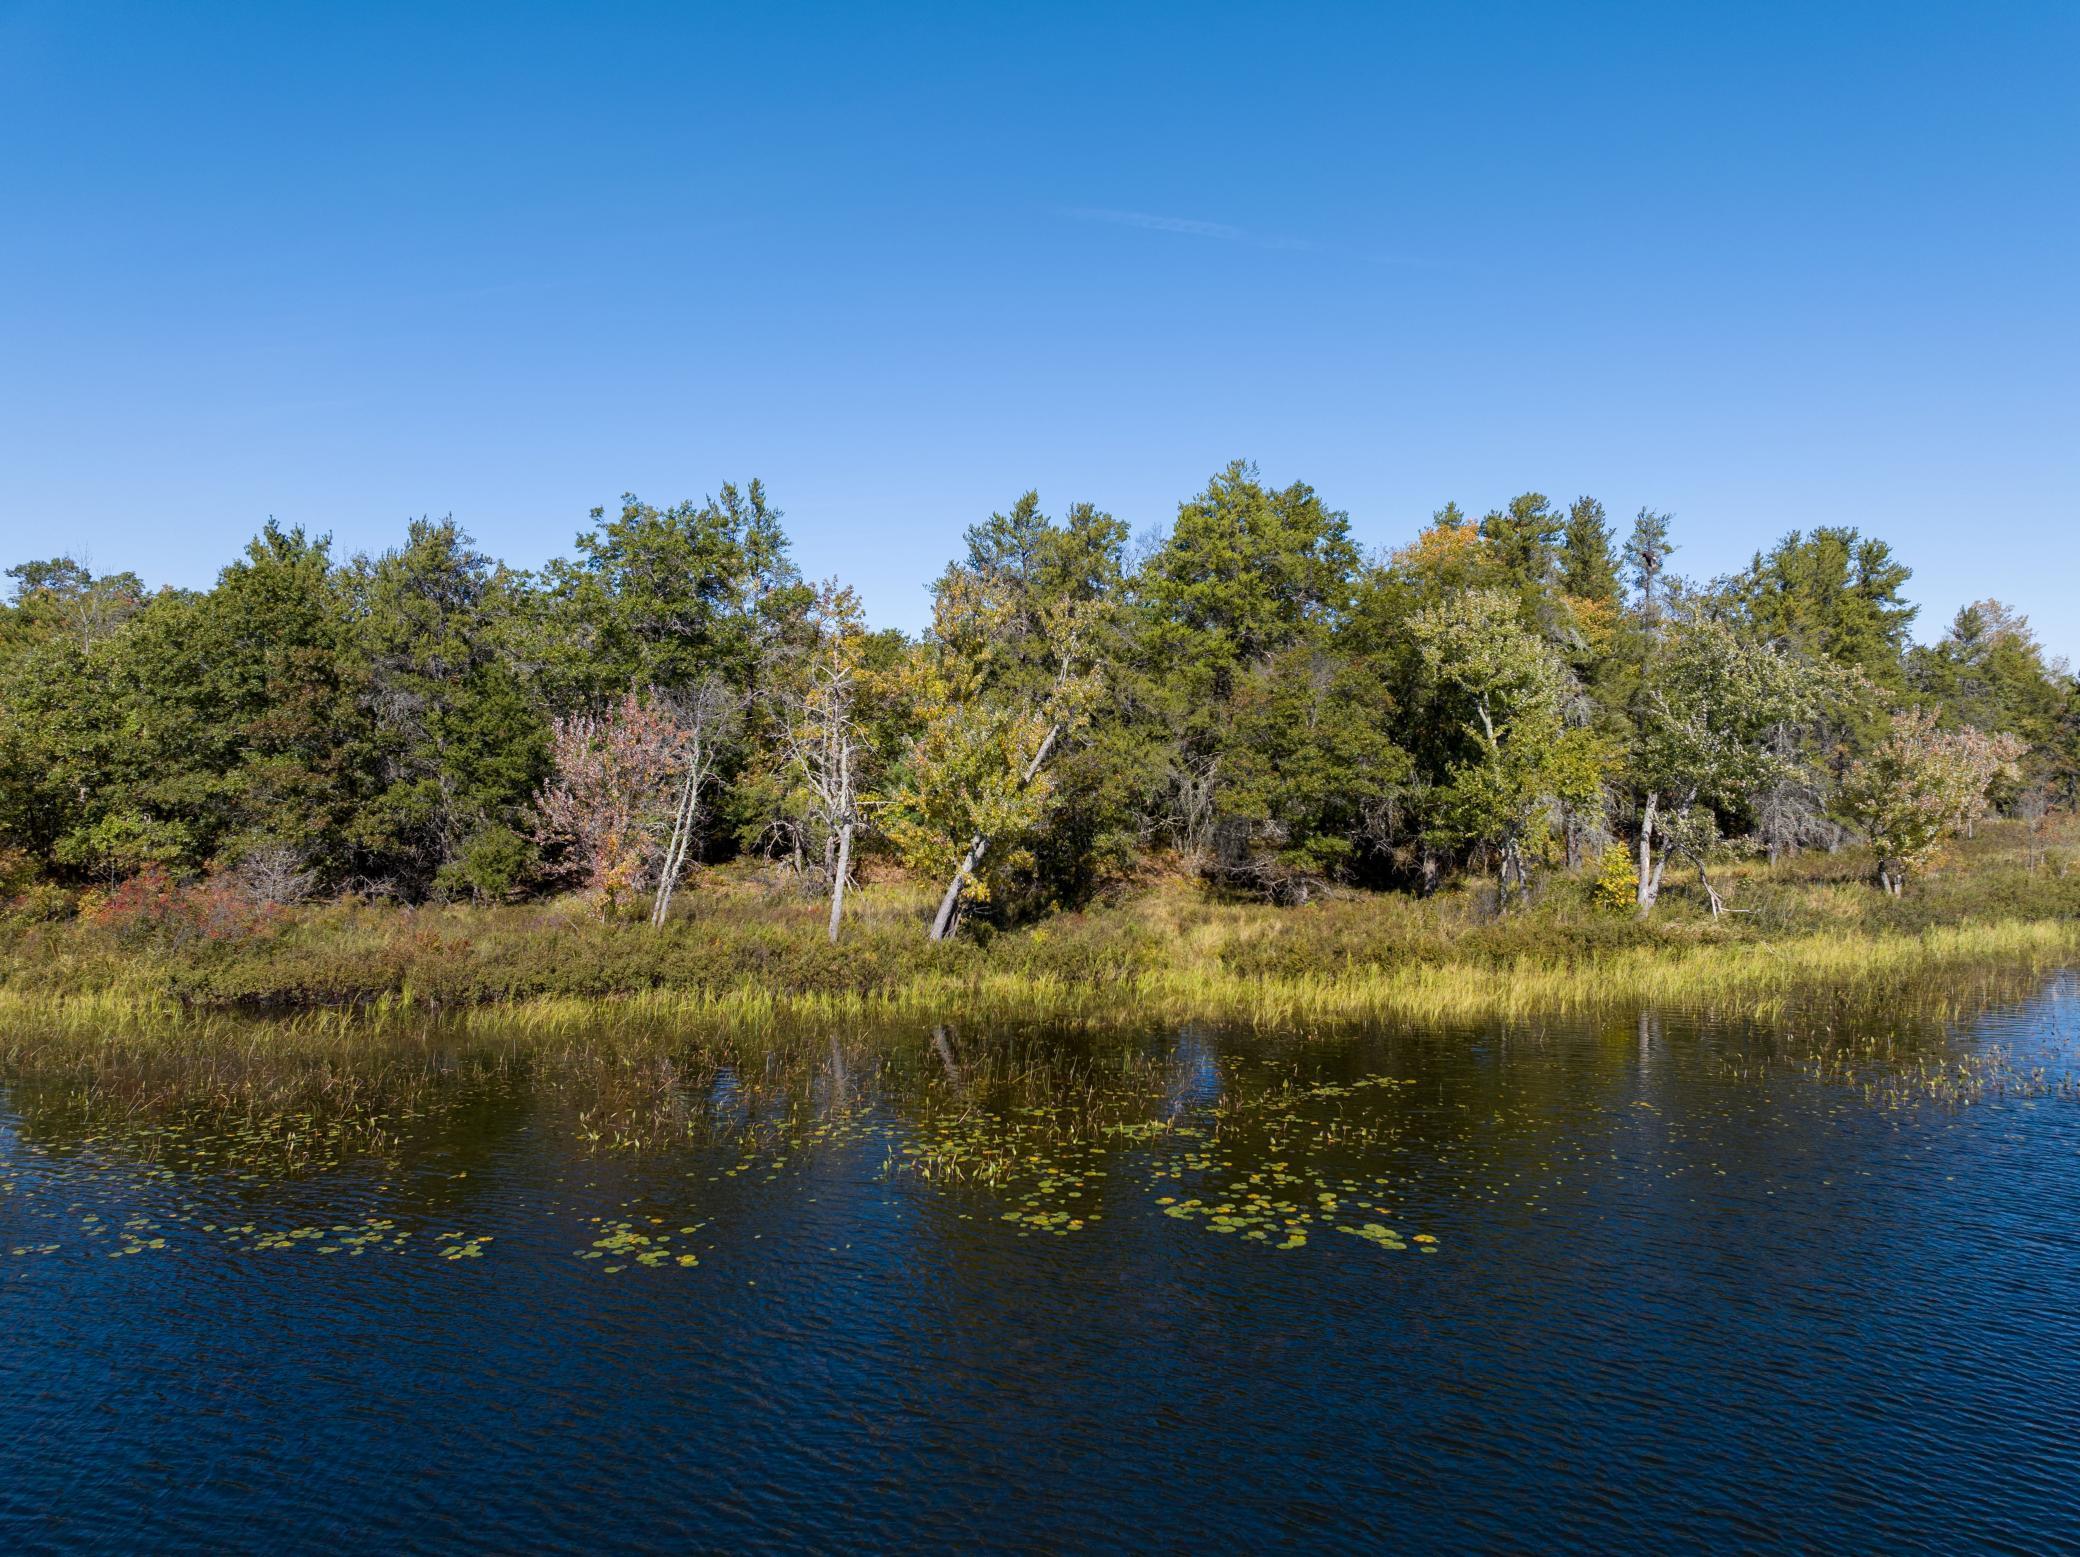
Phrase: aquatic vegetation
[
  {"left": 579, "top": 1215, "right": 707, "bottom": 1271},
  {"left": 3, "top": 966, "right": 2073, "bottom": 1302}
]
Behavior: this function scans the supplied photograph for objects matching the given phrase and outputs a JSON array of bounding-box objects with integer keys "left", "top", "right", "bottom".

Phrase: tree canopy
[{"left": 5, "top": 466, "right": 2072, "bottom": 924}]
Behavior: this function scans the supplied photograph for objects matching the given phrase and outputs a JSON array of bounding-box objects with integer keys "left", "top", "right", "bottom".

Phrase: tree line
[{"left": 4, "top": 462, "right": 2074, "bottom": 937}]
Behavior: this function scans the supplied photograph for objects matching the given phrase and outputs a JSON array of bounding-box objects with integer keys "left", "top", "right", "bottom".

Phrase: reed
[
  {"left": 3, "top": 819, "right": 2074, "bottom": 1051},
  {"left": 5, "top": 913, "right": 2072, "bottom": 1059}
]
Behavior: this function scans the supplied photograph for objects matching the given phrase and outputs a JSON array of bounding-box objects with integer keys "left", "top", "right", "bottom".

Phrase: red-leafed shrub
[
  {"left": 85, "top": 864, "right": 185, "bottom": 942},
  {"left": 86, "top": 865, "right": 281, "bottom": 948}
]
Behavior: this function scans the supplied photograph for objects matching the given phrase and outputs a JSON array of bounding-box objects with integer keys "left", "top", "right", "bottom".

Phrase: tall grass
[{"left": 2, "top": 819, "right": 2075, "bottom": 1049}]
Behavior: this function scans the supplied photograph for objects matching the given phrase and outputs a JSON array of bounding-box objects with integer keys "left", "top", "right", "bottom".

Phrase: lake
[{"left": 4, "top": 978, "right": 2078, "bottom": 1552}]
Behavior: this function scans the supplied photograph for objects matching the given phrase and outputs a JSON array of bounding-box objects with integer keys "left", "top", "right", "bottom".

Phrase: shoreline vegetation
[
  {"left": 5, "top": 822, "right": 2075, "bottom": 1046},
  {"left": 8, "top": 468, "right": 2079, "bottom": 1060}
]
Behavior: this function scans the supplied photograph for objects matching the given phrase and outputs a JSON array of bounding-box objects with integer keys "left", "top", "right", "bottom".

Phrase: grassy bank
[{"left": 3, "top": 820, "right": 2076, "bottom": 1044}]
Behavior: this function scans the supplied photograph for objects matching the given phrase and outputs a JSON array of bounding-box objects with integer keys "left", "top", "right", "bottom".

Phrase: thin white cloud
[{"left": 1061, "top": 207, "right": 1315, "bottom": 252}]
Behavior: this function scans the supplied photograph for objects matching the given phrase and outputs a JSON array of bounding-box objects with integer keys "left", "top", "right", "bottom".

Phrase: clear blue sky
[{"left": 3, "top": 1, "right": 2075, "bottom": 653}]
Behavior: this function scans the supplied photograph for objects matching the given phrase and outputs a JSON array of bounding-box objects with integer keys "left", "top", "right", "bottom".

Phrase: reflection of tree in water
[
  {"left": 0, "top": 1045, "right": 543, "bottom": 1230},
  {"left": 1164, "top": 1025, "right": 1223, "bottom": 1117},
  {"left": 5, "top": 987, "right": 2065, "bottom": 1274}
]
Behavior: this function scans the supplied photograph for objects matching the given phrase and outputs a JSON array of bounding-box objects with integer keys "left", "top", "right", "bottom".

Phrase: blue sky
[{"left": 3, "top": 1, "right": 2075, "bottom": 653}]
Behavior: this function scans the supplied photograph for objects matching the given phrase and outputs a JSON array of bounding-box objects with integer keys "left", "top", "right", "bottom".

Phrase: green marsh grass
[{"left": 3, "top": 818, "right": 2075, "bottom": 1054}]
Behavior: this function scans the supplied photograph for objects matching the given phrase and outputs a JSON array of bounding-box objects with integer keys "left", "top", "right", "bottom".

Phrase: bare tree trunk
[
  {"left": 826, "top": 742, "right": 856, "bottom": 944},
  {"left": 1636, "top": 791, "right": 1660, "bottom": 914},
  {"left": 652, "top": 766, "right": 700, "bottom": 928},
  {"left": 929, "top": 834, "right": 987, "bottom": 942},
  {"left": 1497, "top": 838, "right": 1528, "bottom": 912},
  {"left": 827, "top": 821, "right": 854, "bottom": 944},
  {"left": 927, "top": 720, "right": 1061, "bottom": 943},
  {"left": 1693, "top": 855, "right": 1724, "bottom": 917}
]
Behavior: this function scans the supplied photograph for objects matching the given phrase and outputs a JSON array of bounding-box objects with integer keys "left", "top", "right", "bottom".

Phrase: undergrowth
[{"left": 1, "top": 821, "right": 2074, "bottom": 1041}]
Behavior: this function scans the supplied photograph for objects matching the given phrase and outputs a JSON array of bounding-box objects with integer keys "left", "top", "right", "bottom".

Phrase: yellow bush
[{"left": 1592, "top": 844, "right": 1639, "bottom": 913}]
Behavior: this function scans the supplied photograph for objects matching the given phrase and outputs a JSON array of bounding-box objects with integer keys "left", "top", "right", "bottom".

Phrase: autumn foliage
[
  {"left": 534, "top": 692, "right": 688, "bottom": 912},
  {"left": 1839, "top": 709, "right": 2026, "bottom": 894}
]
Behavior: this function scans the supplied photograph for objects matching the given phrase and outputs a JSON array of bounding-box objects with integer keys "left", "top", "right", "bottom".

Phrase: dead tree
[
  {"left": 770, "top": 582, "right": 872, "bottom": 943},
  {"left": 651, "top": 679, "right": 738, "bottom": 928}
]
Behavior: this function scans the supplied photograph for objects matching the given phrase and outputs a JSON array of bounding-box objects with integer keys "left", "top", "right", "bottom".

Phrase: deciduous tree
[
  {"left": 1409, "top": 588, "right": 1596, "bottom": 908},
  {"left": 1628, "top": 616, "right": 1843, "bottom": 914},
  {"left": 535, "top": 691, "right": 684, "bottom": 914},
  {"left": 1839, "top": 709, "right": 2025, "bottom": 894}
]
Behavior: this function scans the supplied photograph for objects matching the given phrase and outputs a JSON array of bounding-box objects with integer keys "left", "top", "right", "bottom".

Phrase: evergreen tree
[
  {"left": 1216, "top": 646, "right": 1411, "bottom": 898},
  {"left": 1138, "top": 460, "right": 1359, "bottom": 702},
  {"left": 1730, "top": 526, "right": 1916, "bottom": 688},
  {"left": 95, "top": 524, "right": 360, "bottom": 880},
  {"left": 1557, "top": 497, "right": 1621, "bottom": 605},
  {"left": 347, "top": 518, "right": 550, "bottom": 900},
  {"left": 1622, "top": 508, "right": 1677, "bottom": 625},
  {"left": 531, "top": 481, "right": 807, "bottom": 706},
  {"left": 1478, "top": 492, "right": 1564, "bottom": 590}
]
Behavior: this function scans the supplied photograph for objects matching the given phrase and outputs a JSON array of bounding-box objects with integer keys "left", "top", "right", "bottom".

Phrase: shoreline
[
  {"left": 6, "top": 826, "right": 2076, "bottom": 1043},
  {"left": 5, "top": 911, "right": 2076, "bottom": 1044}
]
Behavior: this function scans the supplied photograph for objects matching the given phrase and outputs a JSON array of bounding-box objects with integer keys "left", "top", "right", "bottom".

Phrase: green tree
[
  {"left": 1216, "top": 646, "right": 1411, "bottom": 898},
  {"left": 1137, "top": 463, "right": 1364, "bottom": 876},
  {"left": 530, "top": 481, "right": 807, "bottom": 706},
  {"left": 1557, "top": 497, "right": 1622, "bottom": 606},
  {"left": 1839, "top": 709, "right": 2024, "bottom": 894},
  {"left": 1622, "top": 508, "right": 1677, "bottom": 626},
  {"left": 1478, "top": 492, "right": 1564, "bottom": 590},
  {"left": 1409, "top": 588, "right": 1595, "bottom": 907},
  {"left": 89, "top": 524, "right": 360, "bottom": 881},
  {"left": 889, "top": 497, "right": 1115, "bottom": 938},
  {"left": 1628, "top": 615, "right": 1844, "bottom": 913},
  {"left": 1138, "top": 460, "right": 1359, "bottom": 702},
  {"left": 1552, "top": 496, "right": 1630, "bottom": 760},
  {"left": 1910, "top": 600, "right": 2070, "bottom": 795},
  {"left": 0, "top": 626, "right": 112, "bottom": 868},
  {"left": 345, "top": 518, "right": 551, "bottom": 900},
  {"left": 1730, "top": 526, "right": 1916, "bottom": 689},
  {"left": 1344, "top": 509, "right": 1513, "bottom": 722}
]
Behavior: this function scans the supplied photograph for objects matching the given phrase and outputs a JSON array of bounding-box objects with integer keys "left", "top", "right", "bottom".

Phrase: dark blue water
[{"left": 5, "top": 982, "right": 2079, "bottom": 1552}]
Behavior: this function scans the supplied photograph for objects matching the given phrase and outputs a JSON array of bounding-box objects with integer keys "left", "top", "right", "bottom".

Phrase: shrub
[
  {"left": 85, "top": 864, "right": 187, "bottom": 944},
  {"left": 440, "top": 824, "right": 537, "bottom": 904},
  {"left": 228, "top": 841, "right": 317, "bottom": 906},
  {"left": 0, "top": 847, "right": 39, "bottom": 898},
  {"left": 1592, "top": 844, "right": 1639, "bottom": 914},
  {"left": 85, "top": 865, "right": 280, "bottom": 948},
  {"left": 3, "top": 881, "right": 75, "bottom": 924}
]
